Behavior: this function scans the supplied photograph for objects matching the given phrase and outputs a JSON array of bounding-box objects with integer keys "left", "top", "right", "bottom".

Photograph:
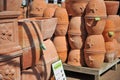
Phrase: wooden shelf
[{"left": 63, "top": 59, "right": 120, "bottom": 80}]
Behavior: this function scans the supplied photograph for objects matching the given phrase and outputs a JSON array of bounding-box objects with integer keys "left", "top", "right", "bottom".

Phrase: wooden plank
[{"left": 63, "top": 59, "right": 120, "bottom": 76}]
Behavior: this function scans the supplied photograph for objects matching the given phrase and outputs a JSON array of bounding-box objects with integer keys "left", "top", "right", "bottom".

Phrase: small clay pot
[
  {"left": 54, "top": 7, "right": 69, "bottom": 25},
  {"left": 68, "top": 17, "right": 84, "bottom": 35},
  {"left": 53, "top": 36, "right": 68, "bottom": 62},
  {"left": 43, "top": 7, "right": 56, "bottom": 18},
  {"left": 85, "top": 0, "right": 107, "bottom": 17},
  {"left": 30, "top": 0, "right": 47, "bottom": 17},
  {"left": 67, "top": 50, "right": 81, "bottom": 66},
  {"left": 55, "top": 24, "right": 69, "bottom": 36},
  {"left": 105, "top": 41, "right": 116, "bottom": 62},
  {"left": 105, "top": 1, "right": 119, "bottom": 15},
  {"left": 68, "top": 34, "right": 83, "bottom": 49},
  {"left": 85, "top": 17, "right": 106, "bottom": 35},
  {"left": 103, "top": 20, "right": 115, "bottom": 42}
]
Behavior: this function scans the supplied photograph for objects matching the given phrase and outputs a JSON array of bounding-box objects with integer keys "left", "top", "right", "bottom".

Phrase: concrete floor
[{"left": 65, "top": 63, "right": 120, "bottom": 80}]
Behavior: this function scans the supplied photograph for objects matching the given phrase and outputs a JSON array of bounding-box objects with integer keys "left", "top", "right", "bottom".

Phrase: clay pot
[
  {"left": 53, "top": 36, "right": 68, "bottom": 62},
  {"left": 103, "top": 20, "right": 115, "bottom": 42},
  {"left": 85, "top": 0, "right": 107, "bottom": 17},
  {"left": 105, "top": 1, "right": 119, "bottom": 15},
  {"left": 85, "top": 17, "right": 106, "bottom": 35},
  {"left": 37, "top": 39, "right": 58, "bottom": 80},
  {"left": 68, "top": 34, "right": 83, "bottom": 49},
  {"left": 54, "top": 7, "right": 69, "bottom": 25},
  {"left": 43, "top": 7, "right": 56, "bottom": 18},
  {"left": 47, "top": 3, "right": 58, "bottom": 9},
  {"left": 105, "top": 41, "right": 117, "bottom": 62},
  {"left": 66, "top": 0, "right": 89, "bottom": 17},
  {"left": 67, "top": 50, "right": 81, "bottom": 66},
  {"left": 30, "top": 0, "right": 47, "bottom": 17},
  {"left": 55, "top": 24, "right": 68, "bottom": 36},
  {"left": 84, "top": 35, "right": 106, "bottom": 68}
]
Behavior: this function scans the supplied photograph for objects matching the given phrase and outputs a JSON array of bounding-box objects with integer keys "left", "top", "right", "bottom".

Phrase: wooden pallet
[{"left": 63, "top": 59, "right": 120, "bottom": 80}]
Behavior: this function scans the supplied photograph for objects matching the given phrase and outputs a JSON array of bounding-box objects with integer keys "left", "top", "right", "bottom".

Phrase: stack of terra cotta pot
[
  {"left": 84, "top": 0, "right": 107, "bottom": 68},
  {"left": 65, "top": 0, "right": 89, "bottom": 66},
  {"left": 104, "top": 0, "right": 120, "bottom": 58}
]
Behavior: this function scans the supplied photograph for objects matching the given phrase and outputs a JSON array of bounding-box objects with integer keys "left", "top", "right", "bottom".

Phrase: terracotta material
[
  {"left": 0, "top": 0, "right": 4, "bottom": 11},
  {"left": 54, "top": 7, "right": 69, "bottom": 25},
  {"left": 0, "top": 57, "right": 20, "bottom": 80},
  {"left": 55, "top": 24, "right": 68, "bottom": 36},
  {"left": 68, "top": 34, "right": 83, "bottom": 49},
  {"left": 85, "top": 17, "right": 106, "bottom": 35},
  {"left": 47, "top": 3, "right": 58, "bottom": 9},
  {"left": 22, "top": 67, "right": 40, "bottom": 80},
  {"left": 84, "top": 35, "right": 106, "bottom": 68},
  {"left": 105, "top": 1, "right": 119, "bottom": 15},
  {"left": 0, "top": 12, "right": 21, "bottom": 54},
  {"left": 117, "top": 43, "right": 120, "bottom": 58},
  {"left": 43, "top": 7, "right": 56, "bottom": 18},
  {"left": 103, "top": 20, "right": 115, "bottom": 42},
  {"left": 30, "top": 0, "right": 47, "bottom": 17},
  {"left": 85, "top": 0, "right": 107, "bottom": 17},
  {"left": 67, "top": 50, "right": 81, "bottom": 66},
  {"left": 105, "top": 41, "right": 116, "bottom": 62},
  {"left": 36, "top": 39, "right": 58, "bottom": 80},
  {"left": 53, "top": 36, "right": 68, "bottom": 62}
]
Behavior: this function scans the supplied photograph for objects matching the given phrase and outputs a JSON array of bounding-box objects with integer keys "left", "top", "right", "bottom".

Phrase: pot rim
[{"left": 84, "top": 49, "right": 106, "bottom": 54}]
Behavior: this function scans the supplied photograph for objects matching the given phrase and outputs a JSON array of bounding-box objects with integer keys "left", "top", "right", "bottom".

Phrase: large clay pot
[
  {"left": 54, "top": 7, "right": 69, "bottom": 25},
  {"left": 84, "top": 35, "right": 106, "bottom": 68},
  {"left": 43, "top": 7, "right": 56, "bottom": 18},
  {"left": 103, "top": 20, "right": 115, "bottom": 42},
  {"left": 105, "top": 41, "right": 117, "bottom": 62},
  {"left": 55, "top": 24, "right": 68, "bottom": 36},
  {"left": 68, "top": 34, "right": 83, "bottom": 49},
  {"left": 65, "top": 0, "right": 89, "bottom": 17},
  {"left": 53, "top": 36, "right": 68, "bottom": 62},
  {"left": 105, "top": 1, "right": 119, "bottom": 15},
  {"left": 37, "top": 39, "right": 59, "bottom": 80},
  {"left": 30, "top": 0, "right": 47, "bottom": 17},
  {"left": 67, "top": 50, "right": 81, "bottom": 66},
  {"left": 85, "top": 0, "right": 107, "bottom": 17},
  {"left": 85, "top": 17, "right": 106, "bottom": 35}
]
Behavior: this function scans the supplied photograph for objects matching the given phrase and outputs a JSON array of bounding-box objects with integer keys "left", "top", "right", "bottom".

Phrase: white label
[
  {"left": 54, "top": 0, "right": 58, "bottom": 4},
  {"left": 52, "top": 60, "right": 66, "bottom": 80}
]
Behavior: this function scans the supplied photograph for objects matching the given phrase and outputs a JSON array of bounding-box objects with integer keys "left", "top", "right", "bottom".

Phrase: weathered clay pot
[
  {"left": 85, "top": 17, "right": 106, "bottom": 35},
  {"left": 68, "top": 17, "right": 82, "bottom": 35},
  {"left": 43, "top": 7, "right": 56, "bottom": 18},
  {"left": 54, "top": 7, "right": 69, "bottom": 25},
  {"left": 67, "top": 50, "right": 81, "bottom": 66},
  {"left": 53, "top": 36, "right": 68, "bottom": 62},
  {"left": 103, "top": 20, "right": 115, "bottom": 42},
  {"left": 85, "top": 0, "right": 107, "bottom": 17},
  {"left": 68, "top": 34, "right": 83, "bottom": 49},
  {"left": 105, "top": 1, "right": 119, "bottom": 15},
  {"left": 84, "top": 35, "right": 106, "bottom": 68},
  {"left": 65, "top": 0, "right": 89, "bottom": 16},
  {"left": 30, "top": 0, "right": 47, "bottom": 17},
  {"left": 55, "top": 24, "right": 68, "bottom": 36},
  {"left": 37, "top": 39, "right": 59, "bottom": 80}
]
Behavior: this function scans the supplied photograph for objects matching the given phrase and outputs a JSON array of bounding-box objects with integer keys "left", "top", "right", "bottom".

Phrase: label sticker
[
  {"left": 95, "top": 17, "right": 101, "bottom": 21},
  {"left": 52, "top": 60, "right": 66, "bottom": 80}
]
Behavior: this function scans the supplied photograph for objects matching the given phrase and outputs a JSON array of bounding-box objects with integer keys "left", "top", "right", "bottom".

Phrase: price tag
[{"left": 52, "top": 60, "right": 66, "bottom": 80}]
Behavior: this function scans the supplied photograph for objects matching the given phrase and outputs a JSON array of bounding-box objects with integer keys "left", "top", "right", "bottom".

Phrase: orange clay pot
[
  {"left": 68, "top": 34, "right": 83, "bottom": 49},
  {"left": 53, "top": 36, "right": 68, "bottom": 62},
  {"left": 105, "top": 41, "right": 117, "bottom": 62},
  {"left": 43, "top": 7, "right": 56, "bottom": 18},
  {"left": 54, "top": 7, "right": 69, "bottom": 25},
  {"left": 105, "top": 1, "right": 119, "bottom": 15},
  {"left": 103, "top": 20, "right": 115, "bottom": 42},
  {"left": 65, "top": 0, "right": 89, "bottom": 17},
  {"left": 30, "top": 0, "right": 47, "bottom": 17},
  {"left": 85, "top": 17, "right": 106, "bottom": 35},
  {"left": 37, "top": 39, "right": 59, "bottom": 80},
  {"left": 67, "top": 50, "right": 81, "bottom": 66},
  {"left": 84, "top": 35, "right": 106, "bottom": 68},
  {"left": 55, "top": 24, "right": 68, "bottom": 36},
  {"left": 85, "top": 0, "right": 107, "bottom": 17}
]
